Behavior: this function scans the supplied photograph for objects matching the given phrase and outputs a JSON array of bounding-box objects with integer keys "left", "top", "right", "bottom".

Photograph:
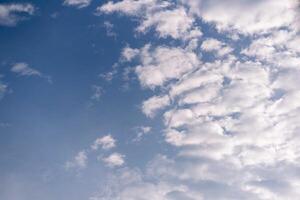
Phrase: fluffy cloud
[
  {"left": 102, "top": 153, "right": 125, "bottom": 167},
  {"left": 63, "top": 0, "right": 92, "bottom": 8},
  {"left": 184, "top": 0, "right": 297, "bottom": 34},
  {"left": 142, "top": 95, "right": 170, "bottom": 118},
  {"left": 135, "top": 45, "right": 200, "bottom": 88},
  {"left": 0, "top": 3, "right": 35, "bottom": 26},
  {"left": 96, "top": 0, "right": 300, "bottom": 199},
  {"left": 201, "top": 38, "right": 233, "bottom": 56},
  {"left": 91, "top": 135, "right": 116, "bottom": 150},
  {"left": 98, "top": 0, "right": 201, "bottom": 39}
]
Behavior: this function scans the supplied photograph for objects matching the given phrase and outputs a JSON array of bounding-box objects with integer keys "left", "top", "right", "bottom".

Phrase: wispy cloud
[
  {"left": 11, "top": 62, "right": 52, "bottom": 82},
  {"left": 0, "top": 3, "right": 35, "bottom": 26},
  {"left": 63, "top": 0, "right": 92, "bottom": 9},
  {"left": 91, "top": 135, "right": 116, "bottom": 150}
]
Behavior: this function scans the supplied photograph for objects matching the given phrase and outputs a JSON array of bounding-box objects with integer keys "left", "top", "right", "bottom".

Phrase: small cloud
[
  {"left": 133, "top": 126, "right": 152, "bottom": 142},
  {"left": 0, "top": 81, "right": 8, "bottom": 100},
  {"left": 121, "top": 46, "right": 139, "bottom": 62},
  {"left": 63, "top": 0, "right": 92, "bottom": 9},
  {"left": 101, "top": 153, "right": 125, "bottom": 167},
  {"left": 65, "top": 150, "right": 88, "bottom": 170},
  {"left": 99, "top": 63, "right": 118, "bottom": 82},
  {"left": 90, "top": 85, "right": 103, "bottom": 101},
  {"left": 11, "top": 62, "right": 52, "bottom": 82},
  {"left": 91, "top": 135, "right": 116, "bottom": 150},
  {"left": 0, "top": 3, "right": 35, "bottom": 26},
  {"left": 103, "top": 21, "right": 117, "bottom": 38}
]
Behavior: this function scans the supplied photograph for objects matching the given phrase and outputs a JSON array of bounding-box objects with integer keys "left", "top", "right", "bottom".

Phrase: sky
[{"left": 1, "top": 0, "right": 300, "bottom": 199}]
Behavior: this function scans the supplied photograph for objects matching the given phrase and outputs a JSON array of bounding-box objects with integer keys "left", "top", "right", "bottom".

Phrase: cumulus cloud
[
  {"left": 135, "top": 44, "right": 200, "bottom": 89},
  {"left": 63, "top": 0, "right": 92, "bottom": 8},
  {"left": 91, "top": 135, "right": 116, "bottom": 150},
  {"left": 0, "top": 3, "right": 35, "bottom": 26},
  {"left": 142, "top": 95, "right": 170, "bottom": 118},
  {"left": 184, "top": 0, "right": 297, "bottom": 34},
  {"left": 95, "top": 0, "right": 300, "bottom": 199},
  {"left": 101, "top": 153, "right": 125, "bottom": 167},
  {"left": 201, "top": 38, "right": 233, "bottom": 57}
]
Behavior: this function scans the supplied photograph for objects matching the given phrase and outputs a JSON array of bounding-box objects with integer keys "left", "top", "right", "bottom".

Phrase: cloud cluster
[
  {"left": 0, "top": 3, "right": 35, "bottom": 26},
  {"left": 97, "top": 0, "right": 300, "bottom": 199},
  {"left": 66, "top": 135, "right": 124, "bottom": 170}
]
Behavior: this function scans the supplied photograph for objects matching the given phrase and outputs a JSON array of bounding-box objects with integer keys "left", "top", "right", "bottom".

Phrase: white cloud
[
  {"left": 98, "top": 1, "right": 201, "bottom": 40},
  {"left": 65, "top": 150, "right": 88, "bottom": 169},
  {"left": 96, "top": 0, "right": 300, "bottom": 199},
  {"left": 103, "top": 21, "right": 117, "bottom": 38},
  {"left": 11, "top": 62, "right": 41, "bottom": 76},
  {"left": 91, "top": 135, "right": 116, "bottom": 150},
  {"left": 135, "top": 45, "right": 200, "bottom": 89},
  {"left": 11, "top": 62, "right": 51, "bottom": 82},
  {"left": 184, "top": 0, "right": 297, "bottom": 34},
  {"left": 133, "top": 126, "right": 152, "bottom": 141},
  {"left": 121, "top": 46, "right": 139, "bottom": 62},
  {"left": 98, "top": 0, "right": 170, "bottom": 16},
  {"left": 102, "top": 153, "right": 125, "bottom": 167},
  {"left": 136, "top": 7, "right": 198, "bottom": 39},
  {"left": 0, "top": 3, "right": 35, "bottom": 26},
  {"left": 142, "top": 95, "right": 170, "bottom": 118},
  {"left": 201, "top": 38, "right": 233, "bottom": 56},
  {"left": 63, "top": 0, "right": 92, "bottom": 8}
]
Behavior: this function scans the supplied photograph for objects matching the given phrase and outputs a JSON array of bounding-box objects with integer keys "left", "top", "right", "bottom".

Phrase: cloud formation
[
  {"left": 11, "top": 62, "right": 51, "bottom": 82},
  {"left": 91, "top": 135, "right": 116, "bottom": 150},
  {"left": 0, "top": 3, "right": 35, "bottom": 26},
  {"left": 97, "top": 0, "right": 300, "bottom": 199},
  {"left": 101, "top": 153, "right": 125, "bottom": 167}
]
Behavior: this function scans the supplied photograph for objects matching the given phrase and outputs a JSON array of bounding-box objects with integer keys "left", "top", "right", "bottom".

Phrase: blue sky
[{"left": 1, "top": 0, "right": 300, "bottom": 200}]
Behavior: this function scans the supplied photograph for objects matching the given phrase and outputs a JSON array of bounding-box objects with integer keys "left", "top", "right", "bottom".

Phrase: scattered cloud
[
  {"left": 11, "top": 62, "right": 51, "bottom": 82},
  {"left": 91, "top": 135, "right": 116, "bottom": 150},
  {"left": 99, "top": 0, "right": 300, "bottom": 199},
  {"left": 65, "top": 150, "right": 88, "bottom": 170},
  {"left": 101, "top": 153, "right": 125, "bottom": 167},
  {"left": 103, "top": 21, "right": 117, "bottom": 38},
  {"left": 133, "top": 126, "right": 152, "bottom": 142},
  {"left": 0, "top": 3, "right": 35, "bottom": 26},
  {"left": 142, "top": 95, "right": 170, "bottom": 118},
  {"left": 90, "top": 85, "right": 103, "bottom": 101},
  {"left": 201, "top": 38, "right": 233, "bottom": 56},
  {"left": 98, "top": 0, "right": 201, "bottom": 40},
  {"left": 63, "top": 0, "right": 92, "bottom": 8}
]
